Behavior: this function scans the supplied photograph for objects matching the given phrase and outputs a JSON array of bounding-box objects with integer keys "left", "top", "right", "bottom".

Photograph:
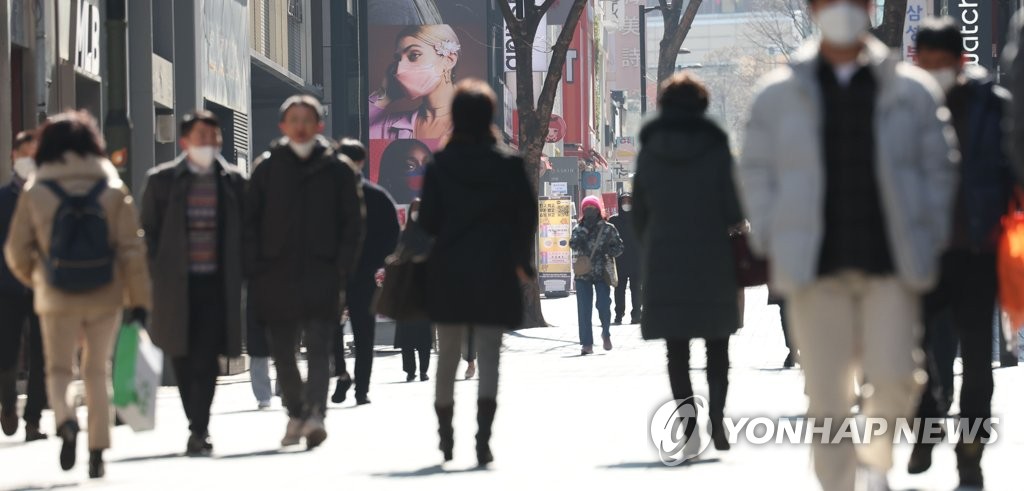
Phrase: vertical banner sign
[
  {"left": 538, "top": 199, "right": 574, "bottom": 295},
  {"left": 902, "top": 0, "right": 934, "bottom": 63},
  {"left": 504, "top": 1, "right": 549, "bottom": 72},
  {"left": 950, "top": 0, "right": 995, "bottom": 70}
]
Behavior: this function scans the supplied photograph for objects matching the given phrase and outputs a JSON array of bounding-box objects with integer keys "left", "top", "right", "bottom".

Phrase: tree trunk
[
  {"left": 656, "top": 0, "right": 703, "bottom": 87},
  {"left": 871, "top": 0, "right": 907, "bottom": 48},
  {"left": 500, "top": 0, "right": 589, "bottom": 328}
]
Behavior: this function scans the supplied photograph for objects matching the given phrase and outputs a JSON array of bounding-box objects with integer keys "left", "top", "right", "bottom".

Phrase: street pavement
[{"left": 1, "top": 286, "right": 1022, "bottom": 490}]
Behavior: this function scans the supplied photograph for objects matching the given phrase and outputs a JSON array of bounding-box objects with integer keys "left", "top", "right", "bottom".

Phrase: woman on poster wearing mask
[{"left": 369, "top": 24, "right": 461, "bottom": 142}]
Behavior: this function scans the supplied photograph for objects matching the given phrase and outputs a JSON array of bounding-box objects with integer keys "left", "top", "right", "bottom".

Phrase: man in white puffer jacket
[{"left": 735, "top": 0, "right": 959, "bottom": 489}]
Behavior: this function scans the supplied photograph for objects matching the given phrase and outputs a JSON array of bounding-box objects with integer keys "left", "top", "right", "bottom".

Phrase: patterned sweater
[
  {"left": 187, "top": 172, "right": 219, "bottom": 274},
  {"left": 570, "top": 220, "right": 624, "bottom": 283}
]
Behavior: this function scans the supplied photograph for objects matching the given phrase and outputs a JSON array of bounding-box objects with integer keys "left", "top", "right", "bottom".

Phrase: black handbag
[
  {"left": 731, "top": 230, "right": 768, "bottom": 288},
  {"left": 374, "top": 221, "right": 433, "bottom": 322}
]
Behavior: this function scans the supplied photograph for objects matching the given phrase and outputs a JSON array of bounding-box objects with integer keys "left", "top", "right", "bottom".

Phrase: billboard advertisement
[
  {"left": 367, "top": 1, "right": 489, "bottom": 204},
  {"left": 538, "top": 198, "right": 574, "bottom": 295}
]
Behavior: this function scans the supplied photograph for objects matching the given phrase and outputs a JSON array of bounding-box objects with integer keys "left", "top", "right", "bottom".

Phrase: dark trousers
[
  {"left": 613, "top": 269, "right": 642, "bottom": 321},
  {"left": 171, "top": 275, "right": 226, "bottom": 436},
  {"left": 666, "top": 336, "right": 730, "bottom": 436},
  {"left": 464, "top": 326, "right": 476, "bottom": 363},
  {"left": 0, "top": 293, "right": 46, "bottom": 426},
  {"left": 271, "top": 318, "right": 333, "bottom": 419},
  {"left": 778, "top": 301, "right": 795, "bottom": 353},
  {"left": 915, "top": 251, "right": 996, "bottom": 439},
  {"left": 402, "top": 346, "right": 431, "bottom": 376},
  {"left": 334, "top": 277, "right": 376, "bottom": 397}
]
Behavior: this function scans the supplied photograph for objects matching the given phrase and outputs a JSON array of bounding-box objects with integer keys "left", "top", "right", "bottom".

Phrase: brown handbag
[{"left": 731, "top": 231, "right": 768, "bottom": 288}]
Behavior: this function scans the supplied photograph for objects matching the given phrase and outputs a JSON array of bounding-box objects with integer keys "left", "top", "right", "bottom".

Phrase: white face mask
[
  {"left": 927, "top": 68, "right": 958, "bottom": 93},
  {"left": 815, "top": 2, "right": 870, "bottom": 48},
  {"left": 187, "top": 146, "right": 218, "bottom": 169},
  {"left": 13, "top": 157, "right": 35, "bottom": 180},
  {"left": 289, "top": 139, "right": 317, "bottom": 160},
  {"left": 621, "top": 204, "right": 633, "bottom": 212},
  {"left": 410, "top": 211, "right": 420, "bottom": 222}
]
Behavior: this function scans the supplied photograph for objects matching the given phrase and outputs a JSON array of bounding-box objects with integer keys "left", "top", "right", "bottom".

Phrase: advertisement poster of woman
[{"left": 366, "top": 1, "right": 487, "bottom": 204}]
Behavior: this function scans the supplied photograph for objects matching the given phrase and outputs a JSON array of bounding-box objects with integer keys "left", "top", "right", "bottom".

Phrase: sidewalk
[{"left": 0, "top": 287, "right": 1021, "bottom": 490}]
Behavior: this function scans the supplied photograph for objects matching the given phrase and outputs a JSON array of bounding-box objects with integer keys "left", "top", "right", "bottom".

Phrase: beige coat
[{"left": 4, "top": 152, "right": 152, "bottom": 315}]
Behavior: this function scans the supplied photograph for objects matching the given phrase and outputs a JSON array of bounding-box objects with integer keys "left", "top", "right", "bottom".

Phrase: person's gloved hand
[{"left": 125, "top": 307, "right": 148, "bottom": 326}]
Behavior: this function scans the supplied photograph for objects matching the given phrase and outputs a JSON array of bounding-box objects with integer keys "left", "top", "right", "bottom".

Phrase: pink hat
[{"left": 581, "top": 196, "right": 603, "bottom": 215}]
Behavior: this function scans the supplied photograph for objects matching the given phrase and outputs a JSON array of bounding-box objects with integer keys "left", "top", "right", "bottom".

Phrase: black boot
[
  {"left": 434, "top": 403, "right": 454, "bottom": 462},
  {"left": 710, "top": 418, "right": 730, "bottom": 451},
  {"left": 24, "top": 423, "right": 48, "bottom": 442},
  {"left": 955, "top": 441, "right": 984, "bottom": 488},
  {"left": 907, "top": 441, "right": 935, "bottom": 474},
  {"left": 476, "top": 398, "right": 497, "bottom": 467},
  {"left": 0, "top": 370, "right": 16, "bottom": 436},
  {"left": 88, "top": 450, "right": 105, "bottom": 478},
  {"left": 57, "top": 420, "right": 79, "bottom": 471}
]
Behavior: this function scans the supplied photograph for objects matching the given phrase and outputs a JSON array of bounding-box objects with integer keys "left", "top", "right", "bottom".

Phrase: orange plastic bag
[{"left": 998, "top": 188, "right": 1024, "bottom": 332}]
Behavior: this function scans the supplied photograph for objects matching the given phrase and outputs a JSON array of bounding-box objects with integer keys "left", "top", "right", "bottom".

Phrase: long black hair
[{"left": 379, "top": 139, "right": 431, "bottom": 204}]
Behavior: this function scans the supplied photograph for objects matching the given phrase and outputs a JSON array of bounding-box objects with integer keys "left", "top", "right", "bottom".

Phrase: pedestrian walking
[
  {"left": 608, "top": 192, "right": 642, "bottom": 325},
  {"left": 331, "top": 138, "right": 400, "bottom": 404},
  {"left": 244, "top": 96, "right": 365, "bottom": 450},
  {"left": 419, "top": 79, "right": 536, "bottom": 466},
  {"left": 570, "top": 196, "right": 623, "bottom": 355},
  {"left": 140, "top": 111, "right": 246, "bottom": 456},
  {"left": 4, "top": 110, "right": 152, "bottom": 478},
  {"left": 0, "top": 131, "right": 48, "bottom": 442},
  {"left": 767, "top": 288, "right": 796, "bottom": 368},
  {"left": 904, "top": 19, "right": 1015, "bottom": 488},
  {"left": 633, "top": 73, "right": 742, "bottom": 455},
  {"left": 1007, "top": 8, "right": 1024, "bottom": 182},
  {"left": 462, "top": 326, "right": 476, "bottom": 379},
  {"left": 393, "top": 198, "right": 433, "bottom": 382},
  {"left": 736, "top": 0, "right": 959, "bottom": 487}
]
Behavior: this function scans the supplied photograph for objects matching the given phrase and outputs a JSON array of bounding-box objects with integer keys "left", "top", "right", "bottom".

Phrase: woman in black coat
[
  {"left": 394, "top": 199, "right": 434, "bottom": 381},
  {"left": 418, "top": 80, "right": 537, "bottom": 467},
  {"left": 633, "top": 73, "right": 743, "bottom": 455}
]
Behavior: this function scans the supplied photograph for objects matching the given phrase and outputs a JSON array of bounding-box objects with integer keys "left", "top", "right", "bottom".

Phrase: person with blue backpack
[{"left": 4, "top": 110, "right": 152, "bottom": 479}]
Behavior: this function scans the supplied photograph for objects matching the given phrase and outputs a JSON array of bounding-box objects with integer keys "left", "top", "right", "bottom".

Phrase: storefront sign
[
  {"left": 74, "top": 0, "right": 101, "bottom": 78},
  {"left": 538, "top": 199, "right": 573, "bottom": 295}
]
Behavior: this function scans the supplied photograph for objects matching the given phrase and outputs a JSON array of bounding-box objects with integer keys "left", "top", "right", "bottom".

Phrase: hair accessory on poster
[{"left": 435, "top": 40, "right": 461, "bottom": 57}]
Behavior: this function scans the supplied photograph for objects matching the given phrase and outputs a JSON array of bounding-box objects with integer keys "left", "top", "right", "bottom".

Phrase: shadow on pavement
[
  {"left": 109, "top": 452, "right": 183, "bottom": 464},
  {"left": 215, "top": 448, "right": 290, "bottom": 460},
  {"left": 10, "top": 483, "right": 80, "bottom": 491},
  {"left": 600, "top": 457, "right": 721, "bottom": 469},
  {"left": 372, "top": 464, "right": 491, "bottom": 478}
]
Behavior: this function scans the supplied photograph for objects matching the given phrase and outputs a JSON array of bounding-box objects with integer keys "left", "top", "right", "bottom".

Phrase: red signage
[{"left": 546, "top": 114, "right": 567, "bottom": 143}]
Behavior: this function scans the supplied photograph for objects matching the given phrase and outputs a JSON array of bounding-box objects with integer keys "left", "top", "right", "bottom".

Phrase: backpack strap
[
  {"left": 40, "top": 181, "right": 70, "bottom": 200},
  {"left": 85, "top": 180, "right": 108, "bottom": 201}
]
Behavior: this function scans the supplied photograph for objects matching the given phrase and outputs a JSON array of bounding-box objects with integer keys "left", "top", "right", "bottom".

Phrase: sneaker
[
  {"left": 257, "top": 400, "right": 272, "bottom": 410},
  {"left": 602, "top": 335, "right": 613, "bottom": 351},
  {"left": 281, "top": 418, "right": 304, "bottom": 447},
  {"left": 302, "top": 417, "right": 328, "bottom": 450},
  {"left": 581, "top": 345, "right": 594, "bottom": 355}
]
